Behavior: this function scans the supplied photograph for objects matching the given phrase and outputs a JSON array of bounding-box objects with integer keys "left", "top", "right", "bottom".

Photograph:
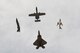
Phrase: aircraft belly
[
  {"left": 36, "top": 15, "right": 39, "bottom": 19},
  {"left": 33, "top": 39, "right": 47, "bottom": 46}
]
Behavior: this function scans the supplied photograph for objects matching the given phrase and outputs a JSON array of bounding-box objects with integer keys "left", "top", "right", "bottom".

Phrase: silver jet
[
  {"left": 57, "top": 19, "right": 63, "bottom": 29},
  {"left": 16, "top": 18, "right": 20, "bottom": 32}
]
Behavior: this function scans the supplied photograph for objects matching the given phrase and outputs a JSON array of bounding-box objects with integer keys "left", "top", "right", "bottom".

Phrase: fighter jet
[
  {"left": 33, "top": 30, "right": 47, "bottom": 49},
  {"left": 57, "top": 19, "right": 63, "bottom": 29},
  {"left": 29, "top": 7, "right": 46, "bottom": 22},
  {"left": 16, "top": 18, "right": 20, "bottom": 32}
]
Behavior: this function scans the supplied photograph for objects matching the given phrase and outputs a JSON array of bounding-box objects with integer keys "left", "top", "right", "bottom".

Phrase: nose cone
[
  {"left": 38, "top": 30, "right": 40, "bottom": 35},
  {"left": 38, "top": 30, "right": 42, "bottom": 38},
  {"left": 59, "top": 19, "right": 61, "bottom": 22},
  {"left": 36, "top": 7, "right": 37, "bottom": 10},
  {"left": 16, "top": 18, "right": 18, "bottom": 21}
]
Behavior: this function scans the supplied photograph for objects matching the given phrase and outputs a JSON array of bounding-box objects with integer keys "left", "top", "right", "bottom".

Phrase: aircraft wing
[
  {"left": 39, "top": 13, "right": 45, "bottom": 16},
  {"left": 29, "top": 13, "right": 36, "bottom": 16},
  {"left": 57, "top": 22, "right": 59, "bottom": 25},
  {"left": 61, "top": 22, "right": 63, "bottom": 26}
]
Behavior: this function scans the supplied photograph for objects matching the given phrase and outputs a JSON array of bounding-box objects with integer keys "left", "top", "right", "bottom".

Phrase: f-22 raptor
[
  {"left": 33, "top": 30, "right": 47, "bottom": 49},
  {"left": 29, "top": 7, "right": 46, "bottom": 22}
]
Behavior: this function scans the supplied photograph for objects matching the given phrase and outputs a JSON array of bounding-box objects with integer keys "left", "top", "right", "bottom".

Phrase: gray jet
[
  {"left": 29, "top": 7, "right": 46, "bottom": 22},
  {"left": 57, "top": 19, "right": 63, "bottom": 29},
  {"left": 16, "top": 18, "right": 20, "bottom": 32},
  {"left": 33, "top": 30, "right": 47, "bottom": 49}
]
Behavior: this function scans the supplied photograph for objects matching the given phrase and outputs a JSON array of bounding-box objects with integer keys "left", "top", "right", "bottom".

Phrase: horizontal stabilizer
[{"left": 35, "top": 20, "right": 41, "bottom": 22}]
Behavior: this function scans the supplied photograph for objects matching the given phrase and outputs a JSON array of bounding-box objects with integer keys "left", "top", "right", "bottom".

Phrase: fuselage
[
  {"left": 59, "top": 19, "right": 62, "bottom": 25},
  {"left": 16, "top": 18, "right": 20, "bottom": 32},
  {"left": 35, "top": 7, "right": 39, "bottom": 19},
  {"left": 58, "top": 19, "right": 63, "bottom": 29}
]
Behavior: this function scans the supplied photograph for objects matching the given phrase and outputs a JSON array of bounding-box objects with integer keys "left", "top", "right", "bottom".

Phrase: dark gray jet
[
  {"left": 33, "top": 30, "right": 47, "bottom": 49},
  {"left": 57, "top": 19, "right": 63, "bottom": 29},
  {"left": 16, "top": 18, "right": 20, "bottom": 32},
  {"left": 29, "top": 7, "right": 46, "bottom": 22}
]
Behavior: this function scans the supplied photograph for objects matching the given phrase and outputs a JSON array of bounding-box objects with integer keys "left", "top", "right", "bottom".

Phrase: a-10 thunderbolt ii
[
  {"left": 16, "top": 18, "right": 20, "bottom": 32},
  {"left": 33, "top": 30, "right": 47, "bottom": 49},
  {"left": 57, "top": 19, "right": 63, "bottom": 29},
  {"left": 29, "top": 7, "right": 46, "bottom": 22}
]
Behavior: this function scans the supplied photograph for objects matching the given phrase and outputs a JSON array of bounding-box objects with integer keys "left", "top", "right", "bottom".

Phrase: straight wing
[
  {"left": 39, "top": 12, "right": 45, "bottom": 16},
  {"left": 29, "top": 13, "right": 36, "bottom": 16}
]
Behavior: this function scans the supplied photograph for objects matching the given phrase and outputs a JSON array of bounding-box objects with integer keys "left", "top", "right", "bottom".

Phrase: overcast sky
[{"left": 0, "top": 0, "right": 80, "bottom": 53}]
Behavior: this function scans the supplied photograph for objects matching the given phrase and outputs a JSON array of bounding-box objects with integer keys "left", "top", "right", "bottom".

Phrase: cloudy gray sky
[{"left": 0, "top": 0, "right": 80, "bottom": 53}]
